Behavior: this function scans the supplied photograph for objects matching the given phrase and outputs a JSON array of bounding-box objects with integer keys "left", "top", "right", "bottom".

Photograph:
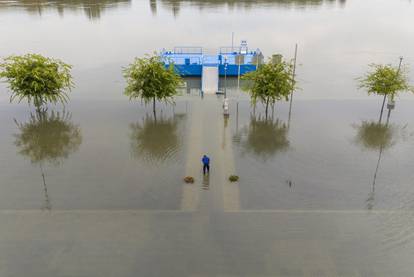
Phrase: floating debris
[{"left": 184, "top": 176, "right": 195, "bottom": 183}]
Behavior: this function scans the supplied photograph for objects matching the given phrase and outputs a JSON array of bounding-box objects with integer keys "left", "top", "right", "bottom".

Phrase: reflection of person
[
  {"left": 202, "top": 155, "right": 210, "bottom": 175},
  {"left": 202, "top": 174, "right": 210, "bottom": 190}
]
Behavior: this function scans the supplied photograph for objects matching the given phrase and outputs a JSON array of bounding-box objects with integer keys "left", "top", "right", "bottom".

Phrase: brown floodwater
[{"left": 1, "top": 0, "right": 414, "bottom": 276}]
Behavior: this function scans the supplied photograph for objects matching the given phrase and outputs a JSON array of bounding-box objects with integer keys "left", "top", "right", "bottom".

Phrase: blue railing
[
  {"left": 173, "top": 47, "right": 203, "bottom": 54},
  {"left": 219, "top": 47, "right": 241, "bottom": 54}
]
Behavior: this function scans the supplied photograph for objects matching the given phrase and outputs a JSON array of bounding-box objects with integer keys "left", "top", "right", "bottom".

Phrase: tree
[
  {"left": 123, "top": 55, "right": 182, "bottom": 118},
  {"left": 242, "top": 59, "right": 296, "bottom": 117},
  {"left": 0, "top": 54, "right": 73, "bottom": 110},
  {"left": 358, "top": 60, "right": 413, "bottom": 123}
]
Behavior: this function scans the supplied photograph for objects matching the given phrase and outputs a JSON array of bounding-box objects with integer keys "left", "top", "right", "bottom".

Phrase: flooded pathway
[
  {"left": 1, "top": 99, "right": 414, "bottom": 276},
  {"left": 181, "top": 96, "right": 240, "bottom": 212}
]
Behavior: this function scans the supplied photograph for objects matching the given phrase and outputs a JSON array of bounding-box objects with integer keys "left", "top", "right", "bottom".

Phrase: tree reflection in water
[
  {"left": 156, "top": 0, "right": 346, "bottom": 17},
  {"left": 129, "top": 114, "right": 185, "bottom": 165},
  {"left": 234, "top": 115, "right": 289, "bottom": 161},
  {"left": 0, "top": 0, "right": 131, "bottom": 20},
  {"left": 354, "top": 121, "right": 396, "bottom": 151},
  {"left": 353, "top": 106, "right": 410, "bottom": 209},
  {"left": 355, "top": 120, "right": 395, "bottom": 210},
  {"left": 14, "top": 109, "right": 82, "bottom": 210}
]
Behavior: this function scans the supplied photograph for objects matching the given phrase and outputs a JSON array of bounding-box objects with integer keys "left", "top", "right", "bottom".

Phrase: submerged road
[
  {"left": 181, "top": 96, "right": 240, "bottom": 212},
  {"left": 1, "top": 96, "right": 414, "bottom": 276}
]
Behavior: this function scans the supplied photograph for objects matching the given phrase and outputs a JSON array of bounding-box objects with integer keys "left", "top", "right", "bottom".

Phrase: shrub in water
[{"left": 184, "top": 176, "right": 194, "bottom": 183}]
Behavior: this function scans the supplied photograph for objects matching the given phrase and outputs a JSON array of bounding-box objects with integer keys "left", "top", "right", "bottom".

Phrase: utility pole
[
  {"left": 288, "top": 43, "right": 298, "bottom": 127},
  {"left": 237, "top": 62, "right": 241, "bottom": 94},
  {"left": 386, "top": 56, "right": 403, "bottom": 124},
  {"left": 397, "top": 56, "right": 403, "bottom": 74},
  {"left": 231, "top": 32, "right": 234, "bottom": 52},
  {"left": 224, "top": 56, "right": 228, "bottom": 98},
  {"left": 379, "top": 56, "right": 403, "bottom": 124}
]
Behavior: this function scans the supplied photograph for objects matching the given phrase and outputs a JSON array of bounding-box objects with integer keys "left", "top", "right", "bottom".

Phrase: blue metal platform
[
  {"left": 161, "top": 47, "right": 203, "bottom": 76},
  {"left": 160, "top": 41, "right": 263, "bottom": 77}
]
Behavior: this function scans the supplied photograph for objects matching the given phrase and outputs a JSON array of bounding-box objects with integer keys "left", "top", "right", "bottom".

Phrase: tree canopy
[
  {"left": 0, "top": 54, "right": 73, "bottom": 109},
  {"left": 123, "top": 54, "right": 182, "bottom": 116},
  {"left": 242, "top": 59, "right": 296, "bottom": 115},
  {"left": 358, "top": 63, "right": 412, "bottom": 100}
]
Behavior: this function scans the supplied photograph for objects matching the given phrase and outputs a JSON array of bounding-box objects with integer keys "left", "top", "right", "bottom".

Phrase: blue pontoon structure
[
  {"left": 161, "top": 47, "right": 204, "bottom": 76},
  {"left": 218, "top": 41, "right": 263, "bottom": 76},
  {"left": 160, "top": 41, "right": 263, "bottom": 94}
]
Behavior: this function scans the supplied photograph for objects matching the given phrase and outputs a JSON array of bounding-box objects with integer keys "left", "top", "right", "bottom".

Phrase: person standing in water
[{"left": 202, "top": 155, "right": 210, "bottom": 175}]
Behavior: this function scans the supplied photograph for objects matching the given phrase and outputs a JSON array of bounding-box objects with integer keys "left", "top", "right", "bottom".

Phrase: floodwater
[{"left": 1, "top": 0, "right": 414, "bottom": 276}]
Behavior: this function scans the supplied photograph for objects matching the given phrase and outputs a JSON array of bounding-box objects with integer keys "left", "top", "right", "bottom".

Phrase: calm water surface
[{"left": 1, "top": 0, "right": 414, "bottom": 276}]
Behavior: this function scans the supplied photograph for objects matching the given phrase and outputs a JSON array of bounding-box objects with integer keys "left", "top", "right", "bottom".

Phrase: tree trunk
[
  {"left": 153, "top": 97, "right": 156, "bottom": 121},
  {"left": 35, "top": 106, "right": 42, "bottom": 117},
  {"left": 265, "top": 98, "right": 270, "bottom": 119},
  {"left": 379, "top": 94, "right": 386, "bottom": 124}
]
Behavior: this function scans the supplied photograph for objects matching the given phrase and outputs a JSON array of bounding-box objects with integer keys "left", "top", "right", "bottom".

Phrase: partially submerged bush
[
  {"left": 184, "top": 176, "right": 194, "bottom": 183},
  {"left": 229, "top": 175, "right": 239, "bottom": 182}
]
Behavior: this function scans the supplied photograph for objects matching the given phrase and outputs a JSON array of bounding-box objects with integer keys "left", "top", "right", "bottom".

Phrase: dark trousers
[{"left": 203, "top": 164, "right": 210, "bottom": 174}]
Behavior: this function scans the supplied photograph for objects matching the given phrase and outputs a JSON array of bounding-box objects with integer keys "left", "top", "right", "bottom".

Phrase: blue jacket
[{"left": 202, "top": 156, "right": 210, "bottom": 165}]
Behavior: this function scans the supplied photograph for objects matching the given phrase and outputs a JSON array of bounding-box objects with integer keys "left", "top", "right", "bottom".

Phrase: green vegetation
[
  {"left": 0, "top": 54, "right": 73, "bottom": 110},
  {"left": 184, "top": 176, "right": 195, "bottom": 183},
  {"left": 228, "top": 175, "right": 239, "bottom": 182},
  {"left": 123, "top": 54, "right": 182, "bottom": 118},
  {"left": 358, "top": 61, "right": 413, "bottom": 123},
  {"left": 242, "top": 58, "right": 296, "bottom": 116}
]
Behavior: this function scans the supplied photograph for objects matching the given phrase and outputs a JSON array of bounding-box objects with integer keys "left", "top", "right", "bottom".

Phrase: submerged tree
[
  {"left": 123, "top": 54, "right": 182, "bottom": 118},
  {"left": 0, "top": 54, "right": 73, "bottom": 110},
  {"left": 234, "top": 115, "right": 289, "bottom": 161},
  {"left": 129, "top": 114, "right": 184, "bottom": 164},
  {"left": 358, "top": 59, "right": 413, "bottom": 123},
  {"left": 14, "top": 110, "right": 82, "bottom": 210},
  {"left": 242, "top": 58, "right": 296, "bottom": 117}
]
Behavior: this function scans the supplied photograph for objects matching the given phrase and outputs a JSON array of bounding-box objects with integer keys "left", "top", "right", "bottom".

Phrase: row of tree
[{"left": 0, "top": 53, "right": 413, "bottom": 118}]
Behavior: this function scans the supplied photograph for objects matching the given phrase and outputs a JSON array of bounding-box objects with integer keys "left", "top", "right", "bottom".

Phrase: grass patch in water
[{"left": 184, "top": 176, "right": 195, "bottom": 183}]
